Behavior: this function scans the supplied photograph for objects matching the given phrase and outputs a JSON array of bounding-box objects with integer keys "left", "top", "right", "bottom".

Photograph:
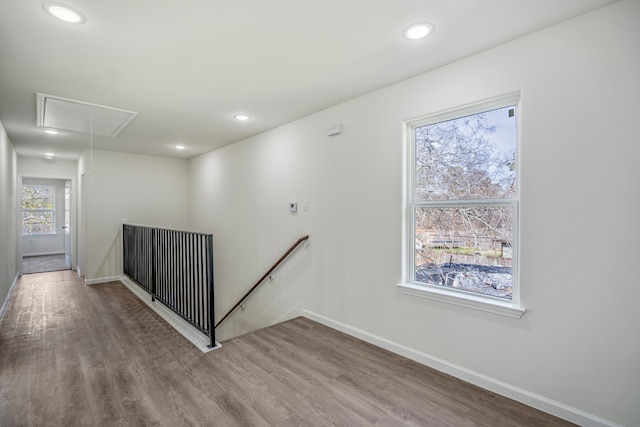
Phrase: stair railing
[
  {"left": 215, "top": 235, "right": 309, "bottom": 330},
  {"left": 123, "top": 224, "right": 216, "bottom": 348}
]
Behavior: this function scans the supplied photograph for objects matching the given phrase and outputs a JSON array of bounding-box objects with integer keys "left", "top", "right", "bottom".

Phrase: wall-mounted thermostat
[{"left": 289, "top": 202, "right": 298, "bottom": 212}]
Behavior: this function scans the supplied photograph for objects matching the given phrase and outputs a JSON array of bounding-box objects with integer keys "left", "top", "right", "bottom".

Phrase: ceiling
[{"left": 0, "top": 0, "right": 617, "bottom": 161}]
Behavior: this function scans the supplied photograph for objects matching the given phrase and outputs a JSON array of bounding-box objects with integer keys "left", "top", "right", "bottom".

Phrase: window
[
  {"left": 22, "top": 185, "right": 55, "bottom": 235},
  {"left": 400, "top": 94, "right": 524, "bottom": 317}
]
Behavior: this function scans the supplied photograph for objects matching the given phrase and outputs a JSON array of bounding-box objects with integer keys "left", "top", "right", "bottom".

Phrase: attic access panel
[{"left": 36, "top": 93, "right": 138, "bottom": 137}]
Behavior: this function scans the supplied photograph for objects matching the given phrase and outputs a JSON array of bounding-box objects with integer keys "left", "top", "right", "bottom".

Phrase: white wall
[
  {"left": 80, "top": 149, "right": 190, "bottom": 282},
  {"left": 188, "top": 1, "right": 640, "bottom": 425},
  {"left": 0, "top": 120, "right": 19, "bottom": 318},
  {"left": 18, "top": 157, "right": 77, "bottom": 178},
  {"left": 190, "top": 126, "right": 313, "bottom": 339}
]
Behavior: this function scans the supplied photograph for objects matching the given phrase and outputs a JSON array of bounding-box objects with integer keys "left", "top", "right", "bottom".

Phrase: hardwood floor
[{"left": 0, "top": 270, "right": 575, "bottom": 426}]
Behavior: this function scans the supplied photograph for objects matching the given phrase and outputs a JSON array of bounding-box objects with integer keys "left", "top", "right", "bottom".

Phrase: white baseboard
[
  {"left": 119, "top": 276, "right": 220, "bottom": 353},
  {"left": 85, "top": 275, "right": 121, "bottom": 286},
  {"left": 0, "top": 272, "right": 20, "bottom": 323},
  {"left": 302, "top": 310, "right": 621, "bottom": 427},
  {"left": 23, "top": 251, "right": 65, "bottom": 257}
]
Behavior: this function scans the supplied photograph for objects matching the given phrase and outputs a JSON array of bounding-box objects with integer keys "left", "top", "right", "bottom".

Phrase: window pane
[
  {"left": 22, "top": 211, "right": 54, "bottom": 234},
  {"left": 22, "top": 185, "right": 55, "bottom": 235},
  {"left": 415, "top": 106, "right": 516, "bottom": 201},
  {"left": 415, "top": 206, "right": 514, "bottom": 299},
  {"left": 22, "top": 186, "right": 54, "bottom": 210}
]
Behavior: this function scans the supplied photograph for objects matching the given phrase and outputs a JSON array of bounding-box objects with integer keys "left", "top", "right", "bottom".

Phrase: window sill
[{"left": 396, "top": 282, "right": 526, "bottom": 318}]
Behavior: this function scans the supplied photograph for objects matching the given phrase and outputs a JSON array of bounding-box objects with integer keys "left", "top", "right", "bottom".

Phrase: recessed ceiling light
[
  {"left": 44, "top": 153, "right": 55, "bottom": 159},
  {"left": 43, "top": 2, "right": 85, "bottom": 24},
  {"left": 403, "top": 22, "right": 434, "bottom": 40},
  {"left": 174, "top": 144, "right": 186, "bottom": 150},
  {"left": 43, "top": 128, "right": 61, "bottom": 134},
  {"left": 234, "top": 114, "right": 251, "bottom": 121}
]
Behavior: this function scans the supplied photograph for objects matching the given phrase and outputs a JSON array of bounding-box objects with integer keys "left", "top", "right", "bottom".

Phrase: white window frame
[
  {"left": 398, "top": 93, "right": 525, "bottom": 318},
  {"left": 22, "top": 185, "right": 56, "bottom": 236}
]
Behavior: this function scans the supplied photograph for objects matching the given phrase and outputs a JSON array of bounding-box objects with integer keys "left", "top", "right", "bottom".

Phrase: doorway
[{"left": 20, "top": 177, "right": 74, "bottom": 274}]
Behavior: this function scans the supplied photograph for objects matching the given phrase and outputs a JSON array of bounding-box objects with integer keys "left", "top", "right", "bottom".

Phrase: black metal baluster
[
  {"left": 206, "top": 234, "right": 215, "bottom": 347},
  {"left": 150, "top": 227, "right": 156, "bottom": 301},
  {"left": 171, "top": 230, "right": 177, "bottom": 311},
  {"left": 197, "top": 236, "right": 204, "bottom": 339},
  {"left": 158, "top": 229, "right": 164, "bottom": 303},
  {"left": 190, "top": 233, "right": 196, "bottom": 327},
  {"left": 177, "top": 231, "right": 182, "bottom": 313}
]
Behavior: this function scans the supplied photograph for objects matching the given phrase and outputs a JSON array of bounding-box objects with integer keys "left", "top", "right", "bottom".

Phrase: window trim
[
  {"left": 400, "top": 92, "right": 525, "bottom": 318},
  {"left": 22, "top": 184, "right": 56, "bottom": 236}
]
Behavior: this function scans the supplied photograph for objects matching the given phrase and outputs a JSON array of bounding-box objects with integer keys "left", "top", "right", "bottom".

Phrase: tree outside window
[
  {"left": 22, "top": 185, "right": 55, "bottom": 235},
  {"left": 409, "top": 99, "right": 519, "bottom": 300}
]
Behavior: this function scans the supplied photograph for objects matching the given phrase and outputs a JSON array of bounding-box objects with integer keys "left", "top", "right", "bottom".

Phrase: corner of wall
[{"left": 0, "top": 119, "right": 20, "bottom": 313}]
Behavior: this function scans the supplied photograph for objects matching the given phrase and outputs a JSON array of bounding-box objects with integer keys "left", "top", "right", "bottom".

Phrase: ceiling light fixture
[
  {"left": 43, "top": 2, "right": 85, "bottom": 24},
  {"left": 44, "top": 152, "right": 55, "bottom": 159},
  {"left": 174, "top": 144, "right": 186, "bottom": 150},
  {"left": 43, "top": 128, "right": 61, "bottom": 134},
  {"left": 403, "top": 22, "right": 434, "bottom": 40},
  {"left": 234, "top": 114, "right": 251, "bottom": 121}
]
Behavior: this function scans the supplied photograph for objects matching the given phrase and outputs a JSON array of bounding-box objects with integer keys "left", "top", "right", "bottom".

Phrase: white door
[{"left": 64, "top": 180, "right": 72, "bottom": 268}]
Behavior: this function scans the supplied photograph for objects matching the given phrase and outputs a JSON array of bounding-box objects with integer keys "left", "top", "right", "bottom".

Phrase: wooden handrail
[{"left": 214, "top": 235, "right": 309, "bottom": 330}]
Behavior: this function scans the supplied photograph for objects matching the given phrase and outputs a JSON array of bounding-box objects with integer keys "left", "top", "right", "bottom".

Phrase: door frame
[
  {"left": 64, "top": 179, "right": 72, "bottom": 268},
  {"left": 18, "top": 174, "right": 76, "bottom": 275}
]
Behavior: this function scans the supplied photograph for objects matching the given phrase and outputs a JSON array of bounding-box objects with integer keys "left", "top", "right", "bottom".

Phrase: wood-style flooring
[{"left": 0, "top": 270, "right": 575, "bottom": 426}]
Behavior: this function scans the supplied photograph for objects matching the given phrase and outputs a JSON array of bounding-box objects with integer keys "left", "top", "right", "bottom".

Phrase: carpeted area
[{"left": 22, "top": 254, "right": 69, "bottom": 274}]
